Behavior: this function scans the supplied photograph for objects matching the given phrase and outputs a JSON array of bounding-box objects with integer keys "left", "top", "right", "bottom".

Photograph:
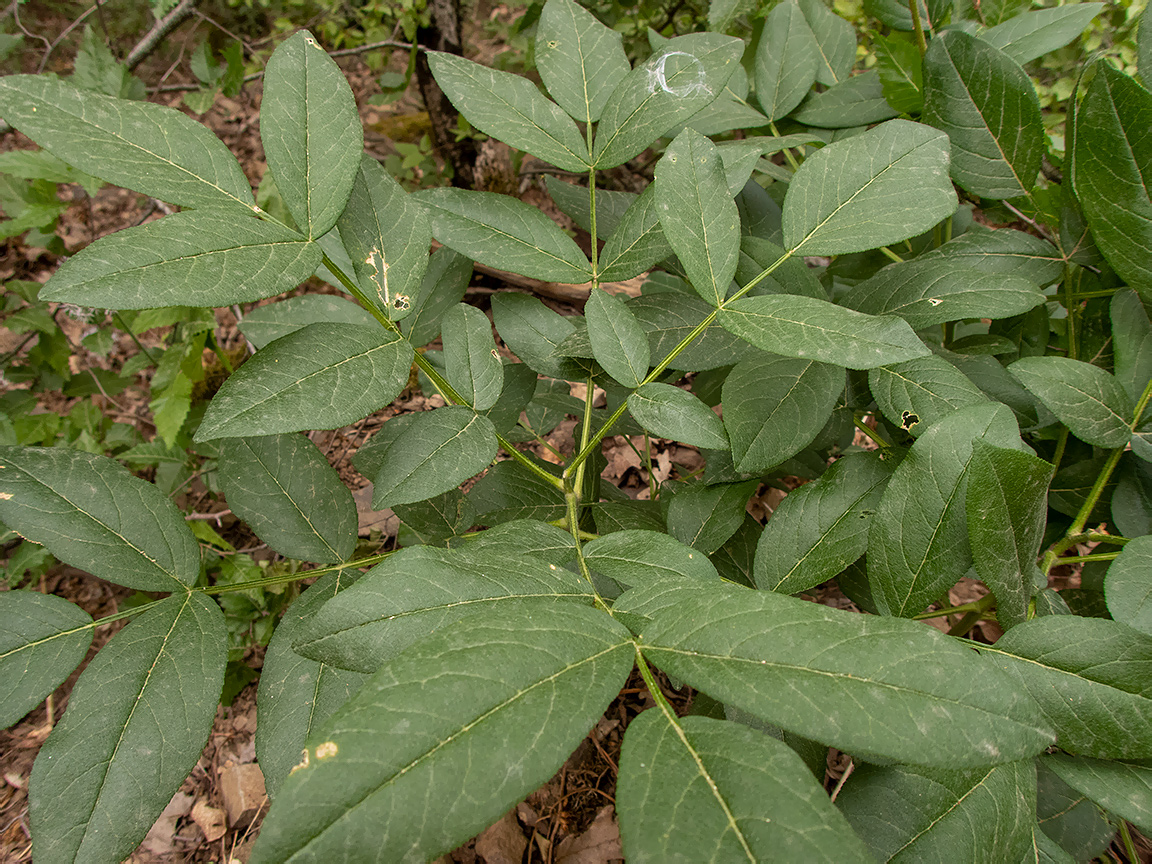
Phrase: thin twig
[
  {"left": 13, "top": 1, "right": 51, "bottom": 57},
  {"left": 36, "top": 2, "right": 99, "bottom": 73},
  {"left": 829, "top": 759, "right": 854, "bottom": 803},
  {"left": 125, "top": 0, "right": 197, "bottom": 70}
]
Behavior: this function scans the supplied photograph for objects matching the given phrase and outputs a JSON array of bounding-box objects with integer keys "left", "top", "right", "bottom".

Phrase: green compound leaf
[
  {"left": 256, "top": 569, "right": 368, "bottom": 800},
  {"left": 368, "top": 406, "right": 497, "bottom": 510},
  {"left": 442, "top": 303, "right": 504, "bottom": 411},
  {"left": 41, "top": 211, "right": 320, "bottom": 310},
  {"left": 876, "top": 32, "right": 924, "bottom": 114},
  {"left": 755, "top": 451, "right": 896, "bottom": 594},
  {"left": 793, "top": 69, "right": 900, "bottom": 128},
  {"left": 0, "top": 446, "right": 200, "bottom": 591},
  {"left": 782, "top": 119, "right": 956, "bottom": 256},
  {"left": 1044, "top": 753, "right": 1152, "bottom": 836},
  {"left": 197, "top": 323, "right": 412, "bottom": 440},
  {"left": 237, "top": 294, "right": 378, "bottom": 349},
  {"left": 1112, "top": 289, "right": 1152, "bottom": 404},
  {"left": 293, "top": 544, "right": 594, "bottom": 672},
  {"left": 632, "top": 291, "right": 751, "bottom": 372},
  {"left": 719, "top": 294, "right": 931, "bottom": 370},
  {"left": 628, "top": 581, "right": 1054, "bottom": 767},
  {"left": 583, "top": 529, "right": 720, "bottom": 588},
  {"left": 219, "top": 434, "right": 357, "bottom": 564},
  {"left": 618, "top": 712, "right": 873, "bottom": 862},
  {"left": 0, "top": 591, "right": 92, "bottom": 730},
  {"left": 655, "top": 128, "right": 740, "bottom": 307},
  {"left": 0, "top": 74, "right": 253, "bottom": 212},
  {"left": 415, "top": 187, "right": 592, "bottom": 283},
  {"left": 597, "top": 185, "right": 675, "bottom": 283},
  {"left": 923, "top": 30, "right": 1044, "bottom": 199},
  {"left": 987, "top": 616, "right": 1152, "bottom": 759},
  {"left": 1008, "top": 356, "right": 1134, "bottom": 449},
  {"left": 427, "top": 51, "right": 591, "bottom": 172},
  {"left": 261, "top": 30, "right": 362, "bottom": 238},
  {"left": 402, "top": 246, "right": 474, "bottom": 348},
  {"left": 535, "top": 0, "right": 630, "bottom": 125},
  {"left": 29, "top": 592, "right": 226, "bottom": 864},
  {"left": 754, "top": 0, "right": 819, "bottom": 122},
  {"left": 593, "top": 32, "right": 743, "bottom": 169},
  {"left": 797, "top": 0, "right": 855, "bottom": 86},
  {"left": 721, "top": 352, "right": 845, "bottom": 473},
  {"left": 869, "top": 354, "right": 990, "bottom": 436},
  {"left": 586, "top": 288, "right": 650, "bottom": 388},
  {"left": 250, "top": 603, "right": 633, "bottom": 864},
  {"left": 836, "top": 760, "right": 1037, "bottom": 863},
  {"left": 1106, "top": 535, "right": 1152, "bottom": 636},
  {"left": 916, "top": 225, "right": 1063, "bottom": 285},
  {"left": 666, "top": 480, "right": 760, "bottom": 556},
  {"left": 627, "top": 382, "right": 729, "bottom": 450},
  {"left": 981, "top": 4, "right": 1107, "bottom": 66}
]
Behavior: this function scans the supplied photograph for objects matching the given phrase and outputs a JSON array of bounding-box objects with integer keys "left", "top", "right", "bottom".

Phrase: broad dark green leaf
[
  {"left": 544, "top": 176, "right": 635, "bottom": 240},
  {"left": 1071, "top": 62, "right": 1152, "bottom": 301},
  {"left": 415, "top": 187, "right": 591, "bottom": 283},
  {"left": 0, "top": 591, "right": 92, "bottom": 729},
  {"left": 219, "top": 434, "right": 356, "bottom": 564},
  {"left": 597, "top": 184, "right": 674, "bottom": 282},
  {"left": 237, "top": 294, "right": 377, "bottom": 349},
  {"left": 261, "top": 30, "right": 362, "bottom": 237},
  {"left": 923, "top": 30, "right": 1044, "bottom": 199},
  {"left": 1106, "top": 535, "right": 1152, "bottom": 636},
  {"left": 797, "top": 0, "right": 855, "bottom": 86},
  {"left": 917, "top": 225, "right": 1063, "bottom": 285},
  {"left": 967, "top": 440, "right": 1052, "bottom": 629},
  {"left": 837, "top": 761, "right": 1037, "bottom": 863},
  {"left": 754, "top": 0, "right": 819, "bottom": 121},
  {"left": 336, "top": 155, "right": 430, "bottom": 320},
  {"left": 402, "top": 246, "right": 473, "bottom": 347},
  {"left": 1008, "top": 356, "right": 1134, "bottom": 448},
  {"left": 0, "top": 446, "right": 199, "bottom": 591},
  {"left": 491, "top": 291, "right": 581, "bottom": 378},
  {"left": 442, "top": 303, "right": 504, "bottom": 411},
  {"left": 250, "top": 603, "right": 632, "bottom": 863},
  {"left": 427, "top": 51, "right": 590, "bottom": 172},
  {"left": 627, "top": 581, "right": 1054, "bottom": 766},
  {"left": 722, "top": 352, "right": 844, "bottom": 473},
  {"left": 869, "top": 403, "right": 1027, "bottom": 617},
  {"left": 256, "top": 569, "right": 368, "bottom": 799},
  {"left": 1035, "top": 760, "right": 1114, "bottom": 861},
  {"left": 782, "top": 119, "right": 956, "bottom": 256},
  {"left": 197, "top": 323, "right": 412, "bottom": 440},
  {"left": 536, "top": 0, "right": 630, "bottom": 124},
  {"left": 870, "top": 354, "right": 990, "bottom": 436},
  {"left": 981, "top": 4, "right": 1106, "bottom": 66},
  {"left": 793, "top": 69, "right": 900, "bottom": 128},
  {"left": 667, "top": 480, "right": 759, "bottom": 555},
  {"left": 586, "top": 288, "right": 650, "bottom": 387},
  {"left": 0, "top": 74, "right": 253, "bottom": 212},
  {"left": 481, "top": 362, "right": 539, "bottom": 435},
  {"left": 41, "top": 211, "right": 319, "bottom": 310},
  {"left": 1112, "top": 459, "right": 1152, "bottom": 536},
  {"left": 618, "top": 712, "right": 873, "bottom": 862},
  {"left": 449, "top": 519, "right": 576, "bottom": 565},
  {"left": 631, "top": 292, "right": 751, "bottom": 372},
  {"left": 1112, "top": 289, "right": 1152, "bottom": 404},
  {"left": 396, "top": 489, "right": 476, "bottom": 545},
  {"left": 29, "top": 592, "right": 226, "bottom": 864},
  {"left": 1022, "top": 824, "right": 1079, "bottom": 864},
  {"left": 583, "top": 529, "right": 720, "bottom": 588},
  {"left": 737, "top": 235, "right": 826, "bottom": 300},
  {"left": 844, "top": 259, "right": 1046, "bottom": 328},
  {"left": 368, "top": 407, "right": 496, "bottom": 509},
  {"left": 655, "top": 128, "right": 740, "bottom": 306},
  {"left": 593, "top": 33, "right": 743, "bottom": 169},
  {"left": 293, "top": 545, "right": 594, "bottom": 671},
  {"left": 987, "top": 616, "right": 1152, "bottom": 758},
  {"left": 755, "top": 451, "right": 896, "bottom": 593},
  {"left": 876, "top": 33, "right": 924, "bottom": 114},
  {"left": 1044, "top": 753, "right": 1152, "bottom": 835},
  {"left": 469, "top": 459, "right": 567, "bottom": 525},
  {"left": 1142, "top": 7, "right": 1152, "bottom": 88},
  {"left": 720, "top": 294, "right": 931, "bottom": 369},
  {"left": 627, "top": 382, "right": 729, "bottom": 450}
]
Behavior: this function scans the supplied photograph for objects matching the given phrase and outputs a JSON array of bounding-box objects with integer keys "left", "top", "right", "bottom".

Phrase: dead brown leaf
[
  {"left": 474, "top": 809, "right": 527, "bottom": 864},
  {"left": 554, "top": 805, "right": 622, "bottom": 864}
]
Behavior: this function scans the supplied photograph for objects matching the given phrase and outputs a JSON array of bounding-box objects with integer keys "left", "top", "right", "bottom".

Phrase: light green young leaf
[
  {"left": 0, "top": 591, "right": 92, "bottom": 730},
  {"left": 256, "top": 569, "right": 368, "bottom": 799},
  {"left": 1112, "top": 290, "right": 1152, "bottom": 405},
  {"left": 402, "top": 246, "right": 473, "bottom": 347},
  {"left": 0, "top": 446, "right": 200, "bottom": 591},
  {"left": 586, "top": 288, "right": 650, "bottom": 387},
  {"left": 654, "top": 128, "right": 740, "bottom": 306},
  {"left": 0, "top": 149, "right": 103, "bottom": 196},
  {"left": 442, "top": 303, "right": 504, "bottom": 411},
  {"left": 627, "top": 382, "right": 729, "bottom": 450},
  {"left": 219, "top": 434, "right": 356, "bottom": 564},
  {"left": 336, "top": 155, "right": 430, "bottom": 320},
  {"left": 719, "top": 294, "right": 931, "bottom": 369},
  {"left": 0, "top": 74, "right": 253, "bottom": 211},
  {"left": 870, "top": 354, "right": 990, "bottom": 436},
  {"left": 369, "top": 407, "right": 497, "bottom": 509},
  {"left": 1008, "top": 356, "right": 1134, "bottom": 448},
  {"left": 980, "top": 4, "right": 1106, "bottom": 66},
  {"left": 261, "top": 30, "right": 362, "bottom": 238},
  {"left": 536, "top": 0, "right": 630, "bottom": 124},
  {"left": 755, "top": 0, "right": 819, "bottom": 121},
  {"left": 836, "top": 761, "right": 1037, "bottom": 863},
  {"left": 427, "top": 51, "right": 591, "bottom": 172},
  {"left": 967, "top": 440, "right": 1052, "bottom": 629},
  {"left": 1105, "top": 535, "right": 1152, "bottom": 636},
  {"left": 782, "top": 119, "right": 956, "bottom": 256},
  {"left": 722, "top": 352, "right": 845, "bottom": 473},
  {"left": 628, "top": 581, "right": 1054, "bottom": 766},
  {"left": 1044, "top": 753, "right": 1152, "bottom": 835},
  {"left": 598, "top": 183, "right": 674, "bottom": 282},
  {"left": 793, "top": 69, "right": 900, "bottom": 128},
  {"left": 415, "top": 188, "right": 592, "bottom": 283},
  {"left": 875, "top": 33, "right": 924, "bottom": 114},
  {"left": 618, "top": 712, "right": 873, "bottom": 862},
  {"left": 987, "top": 616, "right": 1152, "bottom": 759},
  {"left": 593, "top": 32, "right": 743, "bottom": 169},
  {"left": 29, "top": 593, "right": 225, "bottom": 864},
  {"left": 237, "top": 294, "right": 377, "bottom": 349},
  {"left": 41, "top": 211, "right": 320, "bottom": 309},
  {"left": 869, "top": 403, "right": 1027, "bottom": 617},
  {"left": 196, "top": 323, "right": 412, "bottom": 440},
  {"left": 797, "top": 0, "right": 855, "bottom": 86},
  {"left": 667, "top": 480, "right": 760, "bottom": 555},
  {"left": 583, "top": 529, "right": 720, "bottom": 588},
  {"left": 755, "top": 451, "right": 896, "bottom": 593},
  {"left": 250, "top": 603, "right": 633, "bottom": 864}
]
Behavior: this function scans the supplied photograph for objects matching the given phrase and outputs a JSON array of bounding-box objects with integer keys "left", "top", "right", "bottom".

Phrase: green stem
[
  {"left": 946, "top": 593, "right": 996, "bottom": 637},
  {"left": 1050, "top": 427, "right": 1070, "bottom": 475},
  {"left": 942, "top": 320, "right": 954, "bottom": 350},
  {"left": 770, "top": 121, "right": 801, "bottom": 172},
  {"left": 853, "top": 414, "right": 891, "bottom": 449},
  {"left": 199, "top": 556, "right": 392, "bottom": 595},
  {"left": 588, "top": 167, "right": 599, "bottom": 282},
  {"left": 1119, "top": 819, "right": 1139, "bottom": 864},
  {"left": 1062, "top": 264, "right": 1079, "bottom": 360},
  {"left": 908, "top": 0, "right": 928, "bottom": 55},
  {"left": 879, "top": 246, "right": 905, "bottom": 264},
  {"left": 1056, "top": 552, "right": 1121, "bottom": 564},
  {"left": 114, "top": 311, "right": 158, "bottom": 366}
]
